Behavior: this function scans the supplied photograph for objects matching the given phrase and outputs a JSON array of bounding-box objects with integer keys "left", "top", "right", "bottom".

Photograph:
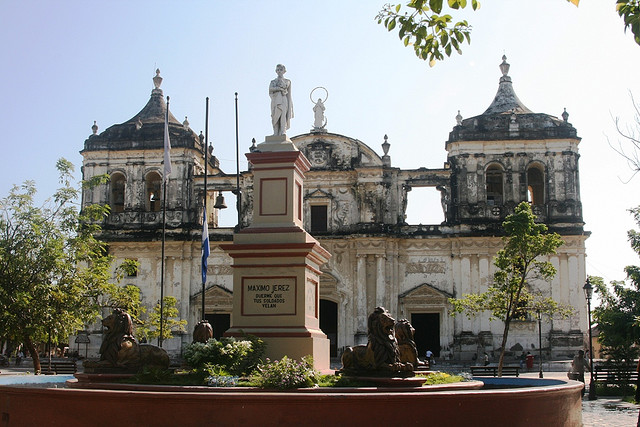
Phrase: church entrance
[
  {"left": 205, "top": 313, "right": 230, "bottom": 340},
  {"left": 411, "top": 313, "right": 440, "bottom": 358},
  {"left": 320, "top": 299, "right": 338, "bottom": 357}
]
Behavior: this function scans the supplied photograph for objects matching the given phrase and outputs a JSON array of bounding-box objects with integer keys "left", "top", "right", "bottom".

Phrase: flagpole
[
  {"left": 202, "top": 97, "right": 209, "bottom": 321},
  {"left": 159, "top": 95, "right": 171, "bottom": 348},
  {"left": 235, "top": 92, "right": 241, "bottom": 230}
]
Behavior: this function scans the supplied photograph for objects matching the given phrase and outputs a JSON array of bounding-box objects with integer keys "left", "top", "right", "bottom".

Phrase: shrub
[
  {"left": 183, "top": 335, "right": 265, "bottom": 376},
  {"left": 595, "top": 383, "right": 636, "bottom": 397},
  {"left": 253, "top": 356, "right": 319, "bottom": 390}
]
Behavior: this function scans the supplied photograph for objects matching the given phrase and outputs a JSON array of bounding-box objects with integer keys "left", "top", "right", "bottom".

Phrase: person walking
[
  {"left": 568, "top": 350, "right": 590, "bottom": 396},
  {"left": 483, "top": 352, "right": 489, "bottom": 366},
  {"left": 425, "top": 349, "right": 434, "bottom": 367}
]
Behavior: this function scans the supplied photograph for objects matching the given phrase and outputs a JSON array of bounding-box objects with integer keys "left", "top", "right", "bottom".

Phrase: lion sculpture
[
  {"left": 88, "top": 308, "right": 170, "bottom": 372},
  {"left": 341, "top": 307, "right": 414, "bottom": 375},
  {"left": 395, "top": 318, "right": 424, "bottom": 368}
]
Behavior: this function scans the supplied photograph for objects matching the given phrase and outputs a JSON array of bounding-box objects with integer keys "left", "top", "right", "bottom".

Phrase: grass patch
[
  {"left": 417, "top": 371, "right": 465, "bottom": 385},
  {"left": 595, "top": 383, "right": 637, "bottom": 398}
]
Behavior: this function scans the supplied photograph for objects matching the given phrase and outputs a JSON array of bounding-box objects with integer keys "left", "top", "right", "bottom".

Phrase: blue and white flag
[
  {"left": 202, "top": 207, "right": 210, "bottom": 284},
  {"left": 163, "top": 101, "right": 172, "bottom": 180}
]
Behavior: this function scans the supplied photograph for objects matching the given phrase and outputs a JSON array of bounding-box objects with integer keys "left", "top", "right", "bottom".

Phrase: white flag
[{"left": 163, "top": 104, "right": 172, "bottom": 180}]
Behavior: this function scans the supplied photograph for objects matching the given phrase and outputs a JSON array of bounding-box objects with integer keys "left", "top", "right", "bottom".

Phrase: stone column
[
  {"left": 375, "top": 254, "right": 386, "bottom": 308},
  {"left": 355, "top": 253, "right": 368, "bottom": 344}
]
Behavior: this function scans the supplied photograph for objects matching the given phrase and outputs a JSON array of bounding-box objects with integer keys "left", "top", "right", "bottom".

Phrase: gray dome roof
[
  {"left": 447, "top": 56, "right": 578, "bottom": 143},
  {"left": 82, "top": 70, "right": 200, "bottom": 153}
]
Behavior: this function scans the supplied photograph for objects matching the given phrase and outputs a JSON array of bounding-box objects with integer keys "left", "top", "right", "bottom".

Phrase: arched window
[
  {"left": 110, "top": 173, "right": 126, "bottom": 213},
  {"left": 527, "top": 165, "right": 544, "bottom": 205},
  {"left": 485, "top": 164, "right": 503, "bottom": 205},
  {"left": 145, "top": 172, "right": 163, "bottom": 212}
]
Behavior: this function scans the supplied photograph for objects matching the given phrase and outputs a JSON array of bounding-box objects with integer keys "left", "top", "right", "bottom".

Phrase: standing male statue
[{"left": 269, "top": 64, "right": 293, "bottom": 136}]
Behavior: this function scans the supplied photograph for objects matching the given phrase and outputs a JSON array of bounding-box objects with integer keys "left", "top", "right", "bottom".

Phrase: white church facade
[{"left": 79, "top": 58, "right": 589, "bottom": 361}]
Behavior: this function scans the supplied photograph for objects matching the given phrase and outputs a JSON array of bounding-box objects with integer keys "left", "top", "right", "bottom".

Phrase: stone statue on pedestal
[{"left": 269, "top": 64, "right": 293, "bottom": 136}]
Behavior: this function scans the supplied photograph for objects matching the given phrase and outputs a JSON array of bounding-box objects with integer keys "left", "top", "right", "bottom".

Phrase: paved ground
[
  {"left": 518, "top": 371, "right": 639, "bottom": 427},
  {"left": 1, "top": 363, "right": 638, "bottom": 426}
]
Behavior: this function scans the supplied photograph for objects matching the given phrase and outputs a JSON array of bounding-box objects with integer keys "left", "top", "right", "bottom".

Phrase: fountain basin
[{"left": 0, "top": 376, "right": 583, "bottom": 426}]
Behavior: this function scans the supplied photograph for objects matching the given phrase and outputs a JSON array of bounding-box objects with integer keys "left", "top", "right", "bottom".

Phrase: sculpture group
[{"left": 341, "top": 307, "right": 423, "bottom": 376}]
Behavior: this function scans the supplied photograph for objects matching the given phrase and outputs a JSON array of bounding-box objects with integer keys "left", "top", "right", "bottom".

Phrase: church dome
[
  {"left": 447, "top": 56, "right": 578, "bottom": 143},
  {"left": 292, "top": 132, "right": 384, "bottom": 170},
  {"left": 82, "top": 70, "right": 200, "bottom": 153}
]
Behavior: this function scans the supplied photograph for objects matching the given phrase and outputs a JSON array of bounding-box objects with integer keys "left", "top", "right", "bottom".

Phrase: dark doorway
[
  {"left": 320, "top": 299, "right": 338, "bottom": 357},
  {"left": 205, "top": 313, "right": 230, "bottom": 340},
  {"left": 411, "top": 313, "right": 440, "bottom": 358}
]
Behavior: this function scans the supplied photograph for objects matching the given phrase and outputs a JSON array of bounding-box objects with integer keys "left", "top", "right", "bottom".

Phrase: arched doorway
[
  {"left": 399, "top": 283, "right": 453, "bottom": 360},
  {"left": 320, "top": 299, "right": 338, "bottom": 357},
  {"left": 411, "top": 312, "right": 440, "bottom": 358}
]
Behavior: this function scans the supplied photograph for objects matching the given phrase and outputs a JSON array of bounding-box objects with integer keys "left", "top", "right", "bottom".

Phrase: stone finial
[
  {"left": 499, "top": 55, "right": 510, "bottom": 77},
  {"left": 91, "top": 120, "right": 98, "bottom": 135},
  {"left": 382, "top": 134, "right": 390, "bottom": 155},
  {"left": 250, "top": 137, "right": 257, "bottom": 152},
  {"left": 135, "top": 117, "right": 143, "bottom": 130},
  {"left": 456, "top": 110, "right": 463, "bottom": 125},
  {"left": 382, "top": 134, "right": 391, "bottom": 167},
  {"left": 153, "top": 69, "right": 163, "bottom": 89},
  {"left": 183, "top": 116, "right": 190, "bottom": 129},
  {"left": 562, "top": 108, "right": 569, "bottom": 122}
]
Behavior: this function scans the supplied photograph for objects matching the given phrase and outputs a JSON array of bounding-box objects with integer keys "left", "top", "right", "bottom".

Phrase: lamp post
[
  {"left": 583, "top": 278, "right": 597, "bottom": 400},
  {"left": 537, "top": 309, "right": 543, "bottom": 378}
]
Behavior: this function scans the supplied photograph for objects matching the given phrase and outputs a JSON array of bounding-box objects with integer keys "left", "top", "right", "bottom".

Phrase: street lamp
[
  {"left": 536, "top": 309, "right": 543, "bottom": 378},
  {"left": 583, "top": 278, "right": 597, "bottom": 400}
]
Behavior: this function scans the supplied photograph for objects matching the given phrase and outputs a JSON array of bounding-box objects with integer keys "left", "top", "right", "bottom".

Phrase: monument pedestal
[{"left": 223, "top": 136, "right": 331, "bottom": 371}]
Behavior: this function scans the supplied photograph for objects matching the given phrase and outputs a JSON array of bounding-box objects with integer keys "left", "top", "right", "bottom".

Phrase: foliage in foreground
[
  {"left": 0, "top": 159, "right": 112, "bottom": 373},
  {"left": 183, "top": 335, "right": 266, "bottom": 377},
  {"left": 377, "top": 1, "right": 640, "bottom": 66},
  {"left": 252, "top": 356, "right": 319, "bottom": 390}
]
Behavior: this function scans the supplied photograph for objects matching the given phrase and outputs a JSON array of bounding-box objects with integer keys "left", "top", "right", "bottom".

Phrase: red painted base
[{"left": 0, "top": 378, "right": 583, "bottom": 427}]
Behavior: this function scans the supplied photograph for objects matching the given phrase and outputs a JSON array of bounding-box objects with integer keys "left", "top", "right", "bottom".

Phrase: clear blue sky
[{"left": 1, "top": 0, "right": 638, "bottom": 285}]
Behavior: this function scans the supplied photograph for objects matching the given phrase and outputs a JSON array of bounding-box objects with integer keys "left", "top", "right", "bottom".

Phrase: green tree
[
  {"left": 376, "top": 0, "right": 478, "bottom": 66},
  {"left": 593, "top": 207, "right": 640, "bottom": 365},
  {"left": 449, "top": 202, "right": 571, "bottom": 375},
  {"left": 0, "top": 159, "right": 111, "bottom": 373},
  {"left": 99, "top": 259, "right": 146, "bottom": 327},
  {"left": 377, "top": 1, "right": 640, "bottom": 65},
  {"left": 137, "top": 296, "right": 187, "bottom": 344}
]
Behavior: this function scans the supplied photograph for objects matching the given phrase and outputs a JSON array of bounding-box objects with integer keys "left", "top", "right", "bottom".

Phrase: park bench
[
  {"left": 470, "top": 366, "right": 520, "bottom": 377},
  {"left": 593, "top": 364, "right": 638, "bottom": 386},
  {"left": 42, "top": 359, "right": 77, "bottom": 375}
]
